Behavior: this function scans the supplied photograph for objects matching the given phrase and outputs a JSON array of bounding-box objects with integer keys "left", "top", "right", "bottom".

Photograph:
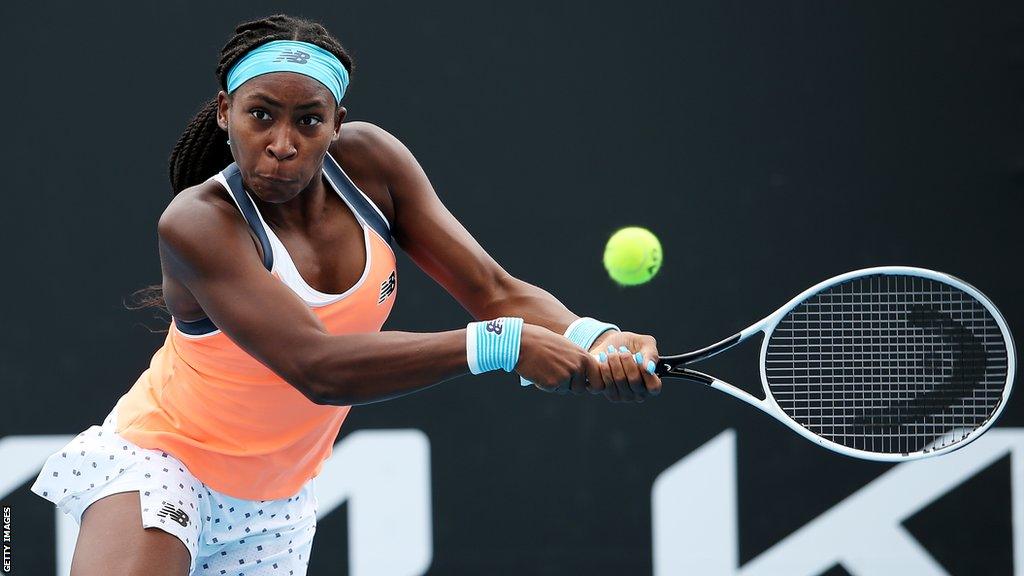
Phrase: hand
[
  {"left": 587, "top": 331, "right": 662, "bottom": 402},
  {"left": 516, "top": 324, "right": 602, "bottom": 395}
]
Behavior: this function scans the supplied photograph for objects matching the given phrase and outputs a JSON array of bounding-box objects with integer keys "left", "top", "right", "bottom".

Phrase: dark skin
[
  {"left": 73, "top": 72, "right": 664, "bottom": 575},
  {"left": 71, "top": 492, "right": 191, "bottom": 576},
  {"left": 159, "top": 71, "right": 663, "bottom": 404}
]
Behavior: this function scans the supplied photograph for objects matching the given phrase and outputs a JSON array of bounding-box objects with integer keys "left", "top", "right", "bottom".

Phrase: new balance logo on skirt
[
  {"left": 378, "top": 271, "right": 396, "bottom": 304},
  {"left": 157, "top": 503, "right": 190, "bottom": 527}
]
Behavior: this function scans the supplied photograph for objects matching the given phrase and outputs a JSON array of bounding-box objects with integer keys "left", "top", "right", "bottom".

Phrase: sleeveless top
[{"left": 115, "top": 155, "right": 398, "bottom": 500}]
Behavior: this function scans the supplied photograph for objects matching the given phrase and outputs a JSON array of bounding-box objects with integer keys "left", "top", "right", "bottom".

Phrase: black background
[{"left": 1, "top": 1, "right": 1022, "bottom": 574}]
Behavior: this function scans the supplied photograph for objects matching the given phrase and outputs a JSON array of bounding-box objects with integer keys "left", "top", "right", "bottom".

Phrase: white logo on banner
[
  {"left": 0, "top": 430, "right": 433, "bottom": 576},
  {"left": 651, "top": 428, "right": 1024, "bottom": 576}
]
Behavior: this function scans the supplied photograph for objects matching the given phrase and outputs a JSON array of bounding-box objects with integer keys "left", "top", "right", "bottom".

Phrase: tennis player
[{"left": 31, "top": 14, "right": 661, "bottom": 576}]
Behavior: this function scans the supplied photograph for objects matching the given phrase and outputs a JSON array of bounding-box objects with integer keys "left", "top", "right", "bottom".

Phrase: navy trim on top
[
  {"left": 223, "top": 164, "right": 275, "bottom": 271},
  {"left": 323, "top": 153, "right": 392, "bottom": 245},
  {"left": 175, "top": 316, "right": 219, "bottom": 336},
  {"left": 173, "top": 160, "right": 391, "bottom": 336},
  {"left": 173, "top": 164, "right": 274, "bottom": 336}
]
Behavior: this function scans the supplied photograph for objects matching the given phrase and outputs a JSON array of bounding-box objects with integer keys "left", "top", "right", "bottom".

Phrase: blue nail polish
[
  {"left": 619, "top": 346, "right": 630, "bottom": 353},
  {"left": 634, "top": 352, "right": 643, "bottom": 365},
  {"left": 646, "top": 360, "right": 656, "bottom": 375},
  {"left": 598, "top": 352, "right": 607, "bottom": 363},
  {"left": 607, "top": 345, "right": 616, "bottom": 354}
]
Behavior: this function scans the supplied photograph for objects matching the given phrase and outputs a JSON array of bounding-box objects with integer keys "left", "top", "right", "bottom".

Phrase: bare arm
[
  {"left": 158, "top": 186, "right": 471, "bottom": 405},
  {"left": 350, "top": 123, "right": 661, "bottom": 400},
  {"left": 352, "top": 123, "right": 579, "bottom": 332},
  {"left": 158, "top": 182, "right": 588, "bottom": 406}
]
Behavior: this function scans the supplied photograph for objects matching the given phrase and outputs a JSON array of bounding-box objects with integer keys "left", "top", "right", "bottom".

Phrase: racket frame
[{"left": 657, "top": 266, "right": 1016, "bottom": 461}]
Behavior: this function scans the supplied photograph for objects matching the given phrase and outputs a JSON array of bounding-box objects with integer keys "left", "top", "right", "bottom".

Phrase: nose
[{"left": 266, "top": 125, "right": 297, "bottom": 161}]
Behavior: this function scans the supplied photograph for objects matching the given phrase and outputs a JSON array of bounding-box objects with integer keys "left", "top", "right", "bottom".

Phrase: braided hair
[
  {"left": 168, "top": 14, "right": 354, "bottom": 194},
  {"left": 129, "top": 15, "right": 354, "bottom": 320}
]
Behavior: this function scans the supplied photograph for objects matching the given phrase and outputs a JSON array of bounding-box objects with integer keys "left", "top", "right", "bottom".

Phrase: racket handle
[{"left": 655, "top": 361, "right": 716, "bottom": 385}]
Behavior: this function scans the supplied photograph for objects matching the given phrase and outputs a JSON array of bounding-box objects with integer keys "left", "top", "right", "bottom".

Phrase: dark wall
[{"left": 1, "top": 1, "right": 1022, "bottom": 574}]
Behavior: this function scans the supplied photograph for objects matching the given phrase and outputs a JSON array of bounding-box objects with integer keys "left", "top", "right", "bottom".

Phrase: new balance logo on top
[
  {"left": 157, "top": 503, "right": 190, "bottom": 527},
  {"left": 378, "top": 271, "right": 396, "bottom": 304},
  {"left": 274, "top": 49, "right": 310, "bottom": 64},
  {"left": 486, "top": 319, "right": 504, "bottom": 335}
]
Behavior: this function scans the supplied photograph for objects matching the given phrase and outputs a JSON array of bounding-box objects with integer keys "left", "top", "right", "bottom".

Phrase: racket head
[{"left": 756, "top": 266, "right": 1015, "bottom": 461}]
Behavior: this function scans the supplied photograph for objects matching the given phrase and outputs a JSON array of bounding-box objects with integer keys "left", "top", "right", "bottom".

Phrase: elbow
[
  {"left": 285, "top": 334, "right": 348, "bottom": 405},
  {"left": 296, "top": 371, "right": 341, "bottom": 406},
  {"left": 298, "top": 379, "right": 332, "bottom": 405},
  {"left": 295, "top": 362, "right": 355, "bottom": 406}
]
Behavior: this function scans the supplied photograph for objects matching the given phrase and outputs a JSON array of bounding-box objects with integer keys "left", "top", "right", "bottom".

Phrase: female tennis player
[{"left": 31, "top": 14, "right": 661, "bottom": 576}]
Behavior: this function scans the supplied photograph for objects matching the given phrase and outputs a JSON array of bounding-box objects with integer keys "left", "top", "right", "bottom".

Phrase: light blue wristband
[
  {"left": 563, "top": 317, "right": 620, "bottom": 352},
  {"left": 466, "top": 317, "right": 524, "bottom": 374},
  {"left": 517, "top": 317, "right": 619, "bottom": 387}
]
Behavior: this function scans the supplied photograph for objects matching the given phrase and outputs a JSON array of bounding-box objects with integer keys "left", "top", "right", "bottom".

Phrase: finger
[
  {"left": 606, "top": 345, "right": 634, "bottom": 401},
  {"left": 620, "top": 347, "right": 647, "bottom": 401},
  {"left": 533, "top": 377, "right": 559, "bottom": 393},
  {"left": 640, "top": 371, "right": 662, "bottom": 399},
  {"left": 584, "top": 353, "right": 605, "bottom": 395},
  {"left": 638, "top": 341, "right": 663, "bottom": 396},
  {"left": 556, "top": 375, "right": 572, "bottom": 395},
  {"left": 596, "top": 352, "right": 619, "bottom": 401},
  {"left": 569, "top": 358, "right": 588, "bottom": 395}
]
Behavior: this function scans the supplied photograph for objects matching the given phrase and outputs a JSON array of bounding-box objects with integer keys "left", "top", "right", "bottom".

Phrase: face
[{"left": 217, "top": 72, "right": 347, "bottom": 202}]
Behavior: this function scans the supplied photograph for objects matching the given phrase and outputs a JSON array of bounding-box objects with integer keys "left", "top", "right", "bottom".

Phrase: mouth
[{"left": 257, "top": 173, "right": 297, "bottom": 184}]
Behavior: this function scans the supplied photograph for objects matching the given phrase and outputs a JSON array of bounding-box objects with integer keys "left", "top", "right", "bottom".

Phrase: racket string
[{"left": 764, "top": 274, "right": 1008, "bottom": 455}]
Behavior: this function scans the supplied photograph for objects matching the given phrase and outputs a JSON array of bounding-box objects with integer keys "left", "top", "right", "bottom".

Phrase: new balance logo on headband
[{"left": 274, "top": 49, "right": 310, "bottom": 64}]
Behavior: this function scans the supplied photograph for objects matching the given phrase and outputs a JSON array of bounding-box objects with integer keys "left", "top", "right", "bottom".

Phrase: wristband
[
  {"left": 466, "top": 317, "right": 524, "bottom": 374},
  {"left": 563, "top": 317, "right": 620, "bottom": 351}
]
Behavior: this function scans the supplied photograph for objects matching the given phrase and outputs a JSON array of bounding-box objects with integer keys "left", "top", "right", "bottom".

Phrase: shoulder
[
  {"left": 158, "top": 179, "right": 254, "bottom": 266},
  {"left": 331, "top": 121, "right": 405, "bottom": 166},
  {"left": 329, "top": 121, "right": 407, "bottom": 223},
  {"left": 330, "top": 121, "right": 423, "bottom": 183}
]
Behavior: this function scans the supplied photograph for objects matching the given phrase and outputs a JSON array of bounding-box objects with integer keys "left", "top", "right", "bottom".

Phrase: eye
[
  {"left": 299, "top": 115, "right": 324, "bottom": 127},
  {"left": 250, "top": 109, "right": 272, "bottom": 121}
]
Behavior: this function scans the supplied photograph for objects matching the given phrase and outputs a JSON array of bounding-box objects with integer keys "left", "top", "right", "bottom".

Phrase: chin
[{"left": 248, "top": 174, "right": 305, "bottom": 202}]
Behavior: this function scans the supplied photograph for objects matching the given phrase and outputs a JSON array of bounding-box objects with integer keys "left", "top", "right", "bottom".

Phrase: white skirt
[{"left": 31, "top": 406, "right": 319, "bottom": 575}]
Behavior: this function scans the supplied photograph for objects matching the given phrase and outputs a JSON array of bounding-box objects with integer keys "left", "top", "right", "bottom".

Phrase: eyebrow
[{"left": 248, "top": 92, "right": 329, "bottom": 111}]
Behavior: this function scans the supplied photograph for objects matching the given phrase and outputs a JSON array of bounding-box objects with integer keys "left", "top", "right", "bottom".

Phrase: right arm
[{"left": 158, "top": 190, "right": 595, "bottom": 406}]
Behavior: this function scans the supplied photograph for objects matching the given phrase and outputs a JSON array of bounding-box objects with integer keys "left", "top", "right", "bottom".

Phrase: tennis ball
[{"left": 603, "top": 227, "right": 662, "bottom": 286}]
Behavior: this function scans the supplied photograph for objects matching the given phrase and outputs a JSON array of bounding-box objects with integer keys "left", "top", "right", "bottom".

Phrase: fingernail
[
  {"left": 619, "top": 346, "right": 630, "bottom": 353},
  {"left": 634, "top": 352, "right": 643, "bottom": 365},
  {"left": 607, "top": 345, "right": 616, "bottom": 354},
  {"left": 646, "top": 360, "right": 656, "bottom": 375},
  {"left": 598, "top": 352, "right": 607, "bottom": 363}
]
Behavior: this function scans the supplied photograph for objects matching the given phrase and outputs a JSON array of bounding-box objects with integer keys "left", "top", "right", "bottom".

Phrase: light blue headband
[{"left": 226, "top": 40, "right": 349, "bottom": 103}]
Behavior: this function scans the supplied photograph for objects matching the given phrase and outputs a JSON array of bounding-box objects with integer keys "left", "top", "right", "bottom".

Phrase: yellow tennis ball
[{"left": 603, "top": 227, "right": 663, "bottom": 286}]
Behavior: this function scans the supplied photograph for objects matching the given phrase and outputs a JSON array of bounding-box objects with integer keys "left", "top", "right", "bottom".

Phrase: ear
[
  {"left": 332, "top": 106, "right": 347, "bottom": 142},
  {"left": 216, "top": 91, "right": 230, "bottom": 131}
]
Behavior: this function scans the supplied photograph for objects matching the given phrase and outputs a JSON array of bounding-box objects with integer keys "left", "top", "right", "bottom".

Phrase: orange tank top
[{"left": 116, "top": 155, "right": 397, "bottom": 500}]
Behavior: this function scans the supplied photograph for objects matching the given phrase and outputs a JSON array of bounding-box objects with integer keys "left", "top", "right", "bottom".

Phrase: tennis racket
[{"left": 656, "top": 266, "right": 1015, "bottom": 461}]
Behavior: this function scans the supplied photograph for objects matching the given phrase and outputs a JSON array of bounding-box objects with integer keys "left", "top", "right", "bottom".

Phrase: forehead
[{"left": 231, "top": 72, "right": 334, "bottom": 106}]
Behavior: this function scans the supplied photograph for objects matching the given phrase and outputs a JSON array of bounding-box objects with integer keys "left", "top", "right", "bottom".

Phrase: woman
[{"left": 31, "top": 14, "right": 661, "bottom": 576}]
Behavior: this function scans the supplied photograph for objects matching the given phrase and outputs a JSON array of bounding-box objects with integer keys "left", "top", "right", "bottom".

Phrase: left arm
[{"left": 341, "top": 122, "right": 659, "bottom": 400}]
